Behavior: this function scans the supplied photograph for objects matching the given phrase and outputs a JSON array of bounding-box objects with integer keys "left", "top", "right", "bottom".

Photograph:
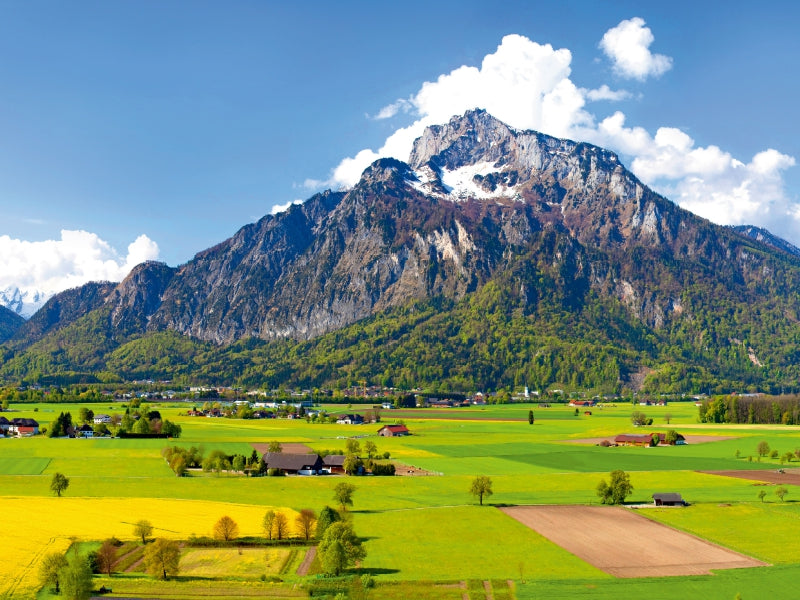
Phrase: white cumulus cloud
[
  {"left": 306, "top": 21, "right": 798, "bottom": 246},
  {"left": 0, "top": 230, "right": 160, "bottom": 305},
  {"left": 599, "top": 17, "right": 673, "bottom": 80}
]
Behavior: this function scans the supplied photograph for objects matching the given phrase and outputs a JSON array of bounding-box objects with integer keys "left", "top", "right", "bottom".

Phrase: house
[
  {"left": 261, "top": 452, "right": 323, "bottom": 475},
  {"left": 614, "top": 434, "right": 654, "bottom": 446},
  {"left": 336, "top": 414, "right": 364, "bottom": 425},
  {"left": 93, "top": 414, "right": 112, "bottom": 424},
  {"left": 321, "top": 454, "right": 346, "bottom": 474},
  {"left": 378, "top": 424, "right": 410, "bottom": 437},
  {"left": 614, "top": 432, "right": 687, "bottom": 446},
  {"left": 381, "top": 402, "right": 394, "bottom": 410},
  {"left": 652, "top": 492, "right": 686, "bottom": 506},
  {"left": 76, "top": 423, "right": 95, "bottom": 438},
  {"left": 8, "top": 418, "right": 39, "bottom": 436}
]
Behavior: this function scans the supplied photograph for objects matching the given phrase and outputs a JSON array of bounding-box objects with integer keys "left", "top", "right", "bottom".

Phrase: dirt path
[
  {"left": 483, "top": 580, "right": 494, "bottom": 600},
  {"left": 295, "top": 546, "right": 316, "bottom": 576},
  {"left": 501, "top": 505, "right": 768, "bottom": 578},
  {"left": 700, "top": 468, "right": 800, "bottom": 486}
]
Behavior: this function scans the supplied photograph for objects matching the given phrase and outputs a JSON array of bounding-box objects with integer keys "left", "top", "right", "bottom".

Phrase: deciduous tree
[
  {"left": 144, "top": 538, "right": 181, "bottom": 580},
  {"left": 776, "top": 486, "right": 788, "bottom": 502},
  {"left": 38, "top": 552, "right": 68, "bottom": 594},
  {"left": 213, "top": 515, "right": 239, "bottom": 541},
  {"left": 345, "top": 438, "right": 361, "bottom": 455},
  {"left": 268, "top": 440, "right": 282, "bottom": 453},
  {"left": 363, "top": 440, "right": 378, "bottom": 458},
  {"left": 757, "top": 441, "right": 771, "bottom": 457},
  {"left": 334, "top": 482, "right": 356, "bottom": 511},
  {"left": 133, "top": 519, "right": 153, "bottom": 544},
  {"left": 273, "top": 512, "right": 289, "bottom": 540},
  {"left": 296, "top": 509, "right": 317, "bottom": 541},
  {"left": 316, "top": 506, "right": 341, "bottom": 540},
  {"left": 470, "top": 475, "right": 493, "bottom": 506},
  {"left": 262, "top": 510, "right": 276, "bottom": 540},
  {"left": 96, "top": 539, "right": 118, "bottom": 576},
  {"left": 50, "top": 472, "right": 70, "bottom": 497},
  {"left": 317, "top": 521, "right": 366, "bottom": 576},
  {"left": 596, "top": 470, "right": 633, "bottom": 505},
  {"left": 59, "top": 556, "right": 93, "bottom": 600}
]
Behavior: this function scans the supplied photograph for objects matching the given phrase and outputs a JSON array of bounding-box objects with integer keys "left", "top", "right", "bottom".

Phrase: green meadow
[{"left": 4, "top": 400, "right": 800, "bottom": 598}]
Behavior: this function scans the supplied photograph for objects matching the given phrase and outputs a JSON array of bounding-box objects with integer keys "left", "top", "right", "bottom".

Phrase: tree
[
  {"left": 144, "top": 538, "right": 181, "bottom": 580},
  {"left": 317, "top": 521, "right": 366, "bottom": 576},
  {"left": 50, "top": 472, "right": 70, "bottom": 497},
  {"left": 59, "top": 556, "right": 93, "bottom": 600},
  {"left": 273, "top": 511, "right": 289, "bottom": 540},
  {"left": 213, "top": 515, "right": 239, "bottom": 541},
  {"left": 363, "top": 440, "right": 378, "bottom": 459},
  {"left": 96, "top": 539, "right": 118, "bottom": 576},
  {"left": 665, "top": 429, "right": 680, "bottom": 445},
  {"left": 316, "top": 506, "right": 341, "bottom": 540},
  {"left": 757, "top": 441, "right": 771, "bottom": 457},
  {"left": 133, "top": 519, "right": 154, "bottom": 544},
  {"left": 39, "top": 551, "right": 68, "bottom": 594},
  {"left": 470, "top": 475, "right": 493, "bottom": 506},
  {"left": 758, "top": 489, "right": 767, "bottom": 502},
  {"left": 528, "top": 409, "right": 534, "bottom": 425},
  {"left": 133, "top": 415, "right": 151, "bottom": 434},
  {"left": 597, "top": 470, "right": 633, "bottom": 505},
  {"left": 296, "top": 508, "right": 317, "bottom": 541},
  {"left": 631, "top": 411, "right": 647, "bottom": 426},
  {"left": 268, "top": 440, "right": 282, "bottom": 453},
  {"left": 232, "top": 455, "right": 246, "bottom": 473},
  {"left": 345, "top": 438, "right": 361, "bottom": 455},
  {"left": 664, "top": 412, "right": 673, "bottom": 424},
  {"left": 343, "top": 453, "right": 361, "bottom": 475},
  {"left": 262, "top": 510, "right": 276, "bottom": 540},
  {"left": 776, "top": 486, "right": 788, "bottom": 502},
  {"left": 334, "top": 482, "right": 356, "bottom": 511}
]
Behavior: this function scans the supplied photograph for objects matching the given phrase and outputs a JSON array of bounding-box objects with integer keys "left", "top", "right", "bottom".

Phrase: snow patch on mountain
[{"left": 0, "top": 287, "right": 49, "bottom": 319}]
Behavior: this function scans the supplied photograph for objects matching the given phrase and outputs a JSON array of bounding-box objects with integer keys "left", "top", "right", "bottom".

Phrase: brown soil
[
  {"left": 700, "top": 468, "right": 800, "bottom": 485},
  {"left": 562, "top": 434, "right": 738, "bottom": 445},
  {"left": 296, "top": 546, "right": 316, "bottom": 576},
  {"left": 500, "top": 505, "right": 767, "bottom": 578},
  {"left": 391, "top": 461, "right": 437, "bottom": 476},
  {"left": 251, "top": 442, "right": 314, "bottom": 455}
]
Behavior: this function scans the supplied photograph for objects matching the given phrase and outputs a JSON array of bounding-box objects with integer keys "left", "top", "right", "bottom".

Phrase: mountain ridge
[{"left": 3, "top": 109, "right": 800, "bottom": 392}]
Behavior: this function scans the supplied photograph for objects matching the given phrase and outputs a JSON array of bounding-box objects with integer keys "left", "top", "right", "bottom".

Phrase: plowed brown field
[{"left": 501, "top": 505, "right": 767, "bottom": 577}]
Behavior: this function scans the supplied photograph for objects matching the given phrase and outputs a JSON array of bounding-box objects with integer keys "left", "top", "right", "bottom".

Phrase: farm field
[{"left": 2, "top": 400, "right": 800, "bottom": 598}]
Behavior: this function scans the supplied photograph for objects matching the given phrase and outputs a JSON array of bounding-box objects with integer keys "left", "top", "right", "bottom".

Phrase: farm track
[
  {"left": 3, "top": 535, "right": 58, "bottom": 598},
  {"left": 295, "top": 546, "right": 316, "bottom": 576}
]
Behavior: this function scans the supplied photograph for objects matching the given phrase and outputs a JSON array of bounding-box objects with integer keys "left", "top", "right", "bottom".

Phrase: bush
[
  {"left": 267, "top": 468, "right": 285, "bottom": 477},
  {"left": 371, "top": 463, "right": 395, "bottom": 476}
]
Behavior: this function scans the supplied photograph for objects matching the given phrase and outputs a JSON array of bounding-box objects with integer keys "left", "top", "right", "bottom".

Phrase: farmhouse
[
  {"left": 261, "top": 452, "right": 323, "bottom": 475},
  {"left": 93, "top": 414, "right": 112, "bottom": 424},
  {"left": 7, "top": 418, "right": 39, "bottom": 436},
  {"left": 336, "top": 414, "right": 364, "bottom": 425},
  {"left": 321, "top": 454, "right": 346, "bottom": 474},
  {"left": 378, "top": 424, "right": 410, "bottom": 437},
  {"left": 614, "top": 432, "right": 686, "bottom": 446},
  {"left": 652, "top": 492, "right": 687, "bottom": 506}
]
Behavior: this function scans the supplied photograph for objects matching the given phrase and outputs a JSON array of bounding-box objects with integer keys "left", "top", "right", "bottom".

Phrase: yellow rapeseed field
[{"left": 0, "top": 496, "right": 296, "bottom": 599}]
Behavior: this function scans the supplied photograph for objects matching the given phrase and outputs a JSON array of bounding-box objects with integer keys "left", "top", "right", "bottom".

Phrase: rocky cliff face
[{"left": 9, "top": 109, "right": 800, "bottom": 350}]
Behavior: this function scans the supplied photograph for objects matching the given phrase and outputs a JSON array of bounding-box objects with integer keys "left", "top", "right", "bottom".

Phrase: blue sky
[{"left": 1, "top": 1, "right": 799, "bottom": 305}]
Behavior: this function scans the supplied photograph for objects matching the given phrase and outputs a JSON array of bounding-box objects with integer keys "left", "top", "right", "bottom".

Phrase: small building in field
[
  {"left": 93, "top": 414, "right": 112, "bottom": 424},
  {"left": 652, "top": 493, "right": 686, "bottom": 506},
  {"left": 8, "top": 418, "right": 39, "bottom": 436},
  {"left": 378, "top": 424, "right": 410, "bottom": 437},
  {"left": 336, "top": 414, "right": 364, "bottom": 425},
  {"left": 76, "top": 423, "right": 95, "bottom": 438},
  {"left": 261, "top": 452, "right": 323, "bottom": 475},
  {"left": 321, "top": 454, "right": 346, "bottom": 474}
]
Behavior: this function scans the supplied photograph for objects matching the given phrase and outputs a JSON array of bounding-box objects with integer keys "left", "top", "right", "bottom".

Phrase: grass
[{"left": 5, "top": 399, "right": 800, "bottom": 598}]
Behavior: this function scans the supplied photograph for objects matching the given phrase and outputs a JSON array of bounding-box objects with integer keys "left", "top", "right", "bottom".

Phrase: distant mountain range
[{"left": 3, "top": 109, "right": 800, "bottom": 393}]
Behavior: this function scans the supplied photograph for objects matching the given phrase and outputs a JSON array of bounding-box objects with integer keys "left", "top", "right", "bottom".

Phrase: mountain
[
  {"left": 0, "top": 286, "right": 48, "bottom": 319},
  {"left": 4, "top": 109, "right": 800, "bottom": 392},
  {"left": 0, "top": 305, "right": 24, "bottom": 343},
  {"left": 731, "top": 225, "right": 800, "bottom": 260}
]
